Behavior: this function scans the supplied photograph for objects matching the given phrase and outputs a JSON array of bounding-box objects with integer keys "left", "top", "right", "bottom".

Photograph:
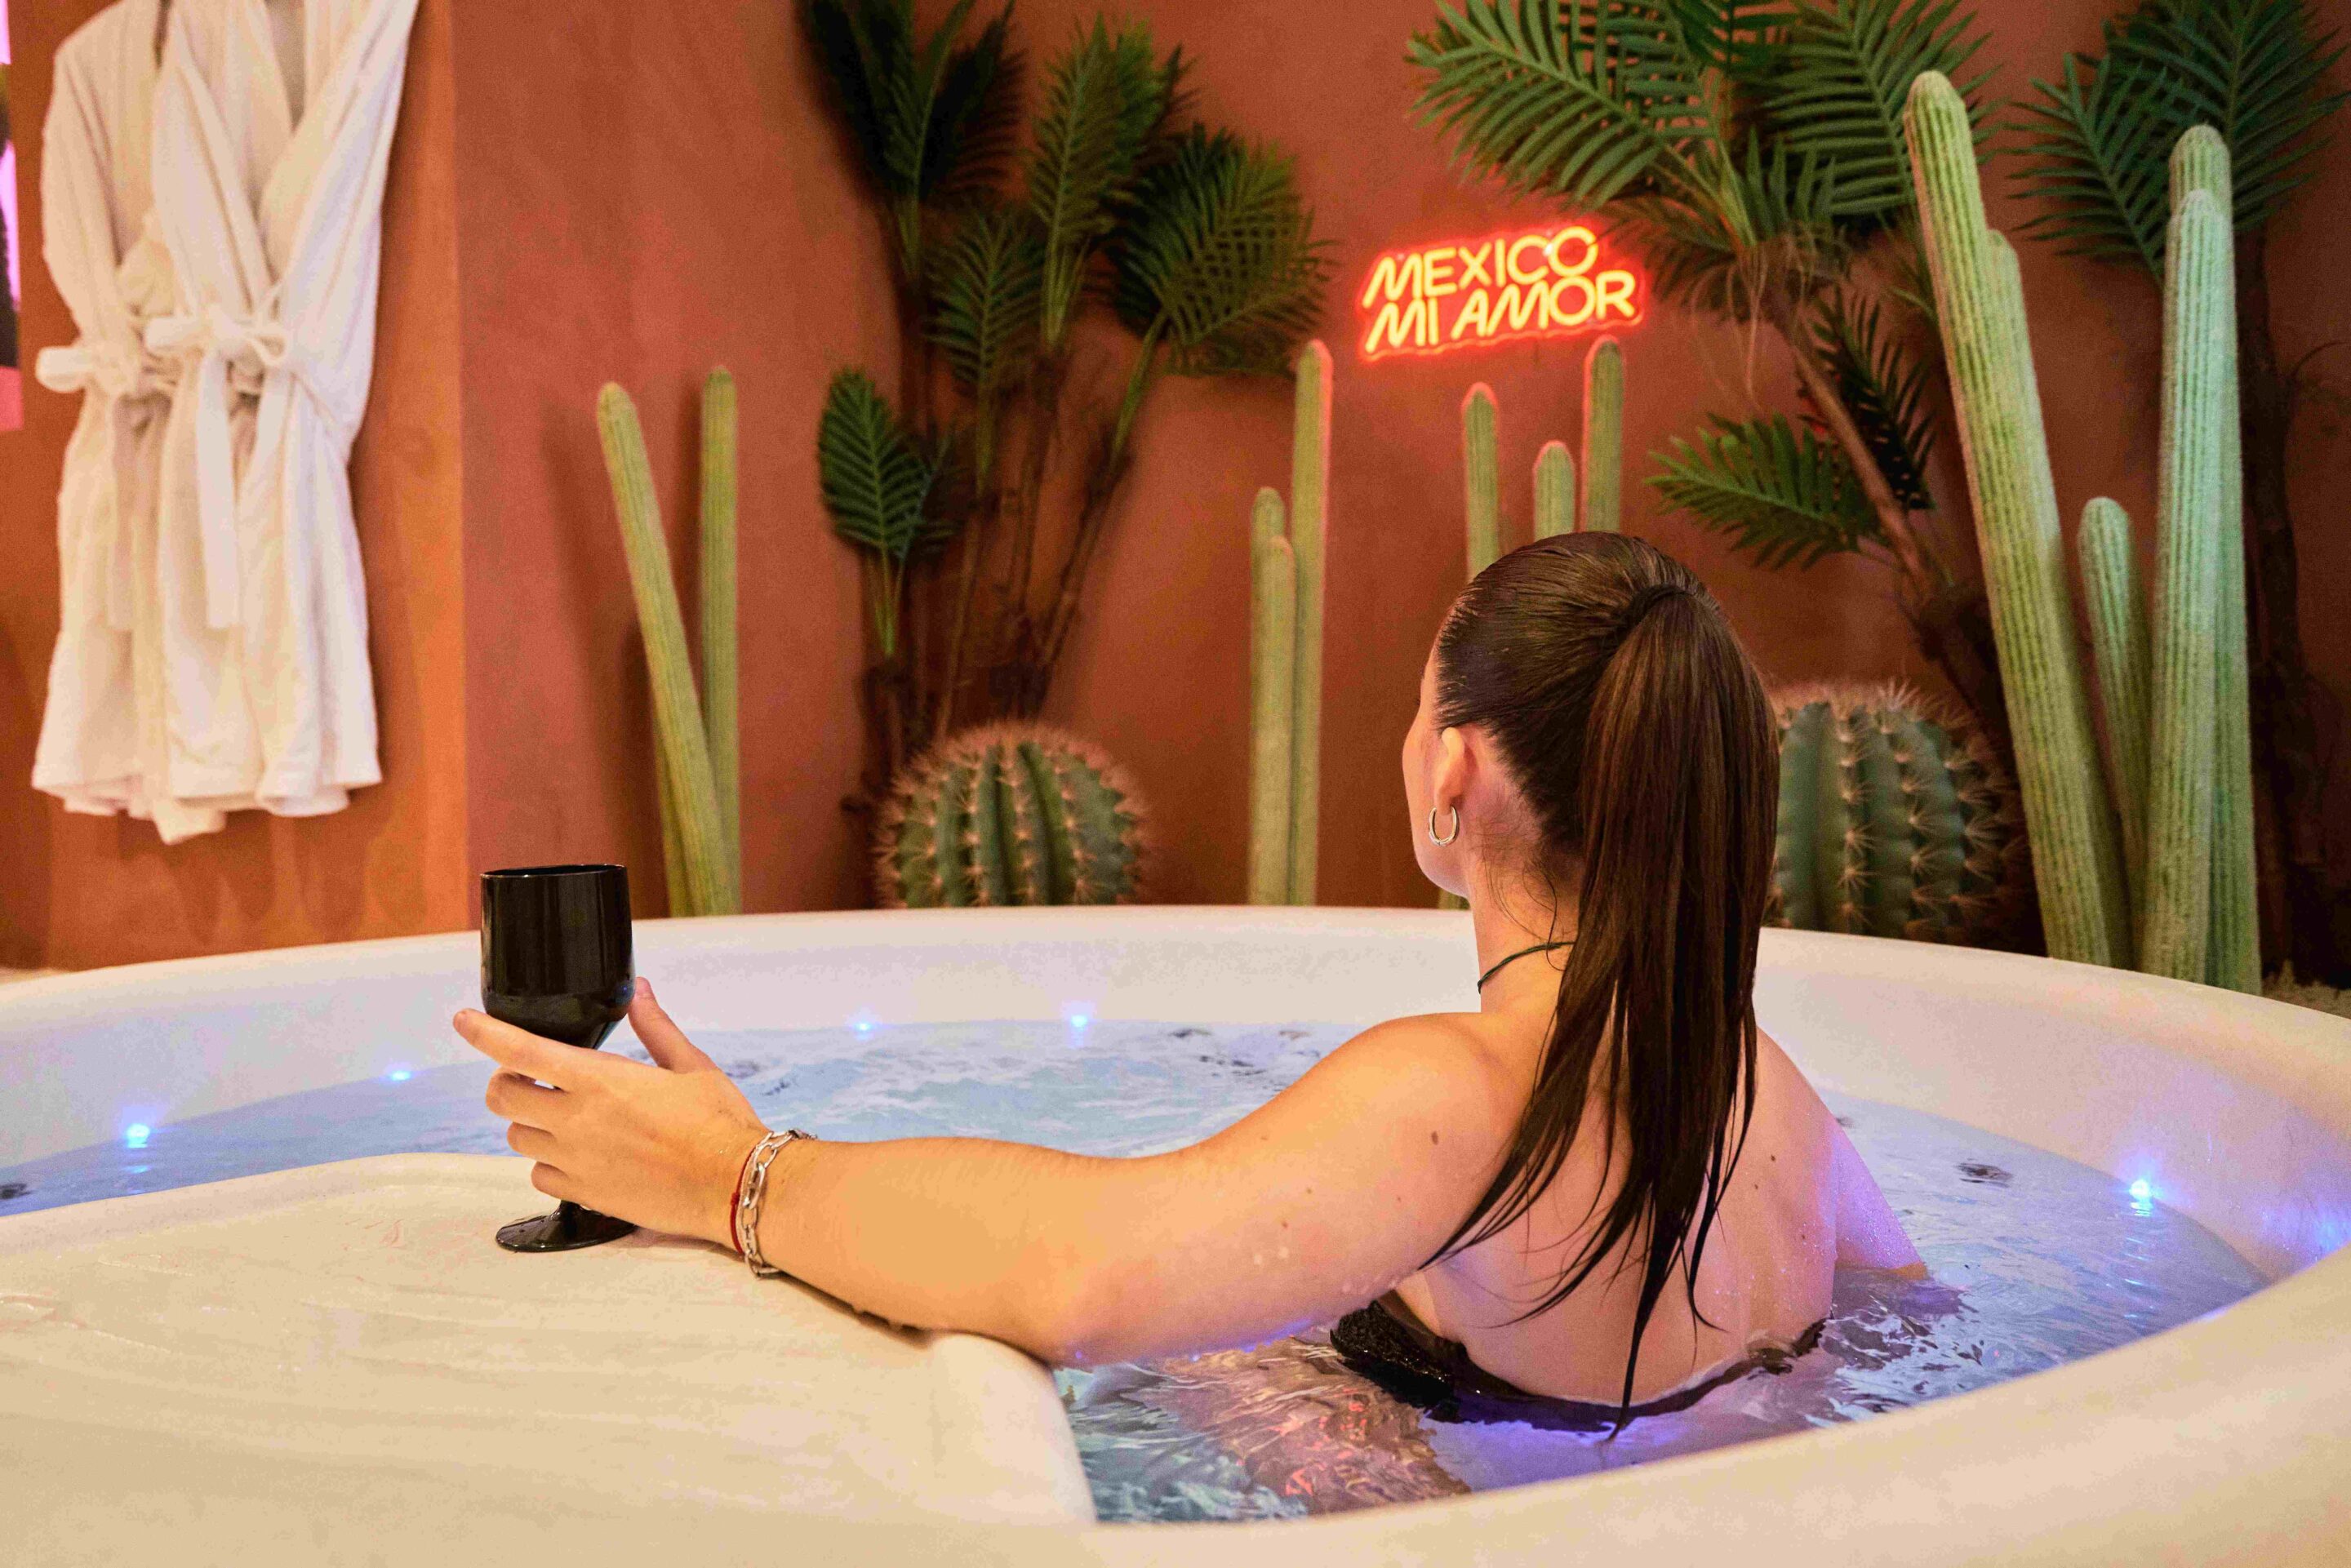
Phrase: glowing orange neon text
[{"left": 1356, "top": 224, "right": 1642, "bottom": 361}]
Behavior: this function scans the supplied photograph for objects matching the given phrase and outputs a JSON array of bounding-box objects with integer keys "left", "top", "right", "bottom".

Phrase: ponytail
[{"left": 1429, "top": 535, "right": 1779, "bottom": 1417}]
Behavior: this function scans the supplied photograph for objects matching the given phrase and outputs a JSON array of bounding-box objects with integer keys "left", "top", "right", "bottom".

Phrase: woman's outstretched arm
[{"left": 460, "top": 983, "right": 1518, "bottom": 1366}]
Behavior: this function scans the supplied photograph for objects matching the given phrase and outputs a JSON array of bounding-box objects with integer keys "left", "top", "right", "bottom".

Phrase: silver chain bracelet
[{"left": 734, "top": 1127, "right": 817, "bottom": 1278}]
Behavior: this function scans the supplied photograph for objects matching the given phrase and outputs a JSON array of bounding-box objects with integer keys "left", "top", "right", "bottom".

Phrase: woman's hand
[{"left": 457, "top": 979, "right": 767, "bottom": 1249}]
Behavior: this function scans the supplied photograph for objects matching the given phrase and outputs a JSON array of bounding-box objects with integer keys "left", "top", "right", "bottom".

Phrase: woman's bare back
[{"left": 1392, "top": 1020, "right": 1920, "bottom": 1406}]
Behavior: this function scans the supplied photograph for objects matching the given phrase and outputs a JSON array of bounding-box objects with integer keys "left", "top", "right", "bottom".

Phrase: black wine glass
[{"left": 482, "top": 864, "right": 639, "bottom": 1253}]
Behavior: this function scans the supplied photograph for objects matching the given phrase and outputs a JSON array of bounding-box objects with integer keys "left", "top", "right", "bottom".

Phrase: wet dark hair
[{"left": 1430, "top": 531, "right": 1779, "bottom": 1416}]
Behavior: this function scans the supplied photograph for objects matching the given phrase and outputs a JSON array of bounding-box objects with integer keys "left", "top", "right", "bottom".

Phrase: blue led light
[
  {"left": 2128, "top": 1178, "right": 2153, "bottom": 1202},
  {"left": 385, "top": 1068, "right": 413, "bottom": 1083},
  {"left": 123, "top": 1124, "right": 151, "bottom": 1150},
  {"left": 851, "top": 1011, "right": 878, "bottom": 1036}
]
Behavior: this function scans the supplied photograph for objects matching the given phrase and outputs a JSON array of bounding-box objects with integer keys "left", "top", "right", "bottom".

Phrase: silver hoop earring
[{"left": 1428, "top": 806, "right": 1460, "bottom": 846}]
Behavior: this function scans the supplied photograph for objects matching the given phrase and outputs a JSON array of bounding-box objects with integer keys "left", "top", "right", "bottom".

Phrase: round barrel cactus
[
  {"left": 876, "top": 725, "right": 1147, "bottom": 908},
  {"left": 1771, "top": 684, "right": 2028, "bottom": 946}
]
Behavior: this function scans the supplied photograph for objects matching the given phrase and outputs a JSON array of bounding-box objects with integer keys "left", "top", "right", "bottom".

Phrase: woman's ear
[{"left": 1434, "top": 725, "right": 1473, "bottom": 810}]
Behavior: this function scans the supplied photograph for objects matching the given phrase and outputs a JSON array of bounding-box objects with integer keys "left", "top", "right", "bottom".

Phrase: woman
[{"left": 461, "top": 534, "right": 1920, "bottom": 1416}]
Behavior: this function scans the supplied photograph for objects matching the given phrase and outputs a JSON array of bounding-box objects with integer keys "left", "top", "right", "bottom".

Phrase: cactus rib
[
  {"left": 2139, "top": 188, "right": 2232, "bottom": 982},
  {"left": 2078, "top": 498, "right": 2153, "bottom": 908},
  {"left": 1580, "top": 337, "right": 1624, "bottom": 533},
  {"left": 1287, "top": 342, "right": 1331, "bottom": 907},
  {"left": 1249, "top": 489, "right": 1298, "bottom": 906},
  {"left": 598, "top": 384, "right": 740, "bottom": 917},
  {"left": 1533, "top": 441, "right": 1576, "bottom": 539},
  {"left": 700, "top": 369, "right": 741, "bottom": 890},
  {"left": 1904, "top": 72, "right": 2131, "bottom": 966}
]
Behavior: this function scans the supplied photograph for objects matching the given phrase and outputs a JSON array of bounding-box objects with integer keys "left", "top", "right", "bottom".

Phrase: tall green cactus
[
  {"left": 1287, "top": 341, "right": 1331, "bottom": 908},
  {"left": 2078, "top": 498, "right": 2152, "bottom": 905},
  {"left": 2170, "top": 129, "right": 2258, "bottom": 995},
  {"left": 1580, "top": 336, "right": 1624, "bottom": 533},
  {"left": 1462, "top": 384, "right": 1502, "bottom": 575},
  {"left": 1441, "top": 384, "right": 1504, "bottom": 912},
  {"left": 1533, "top": 440, "right": 1575, "bottom": 539},
  {"left": 1249, "top": 487, "right": 1298, "bottom": 905},
  {"left": 875, "top": 725, "right": 1147, "bottom": 907},
  {"left": 1771, "top": 685, "right": 2028, "bottom": 944},
  {"left": 700, "top": 369, "right": 741, "bottom": 891},
  {"left": 1904, "top": 72, "right": 2132, "bottom": 967},
  {"left": 1246, "top": 341, "right": 1330, "bottom": 907},
  {"left": 598, "top": 383, "right": 741, "bottom": 917},
  {"left": 2140, "top": 186, "right": 2233, "bottom": 982}
]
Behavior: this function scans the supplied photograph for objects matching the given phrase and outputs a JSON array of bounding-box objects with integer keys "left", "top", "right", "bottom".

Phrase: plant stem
[
  {"left": 1032, "top": 330, "right": 1162, "bottom": 706},
  {"left": 942, "top": 398, "right": 1002, "bottom": 735},
  {"left": 2236, "top": 228, "right": 2344, "bottom": 982}
]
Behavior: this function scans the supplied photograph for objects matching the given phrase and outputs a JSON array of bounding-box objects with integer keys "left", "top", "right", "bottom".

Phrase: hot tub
[{"left": 3, "top": 908, "right": 2348, "bottom": 1565}]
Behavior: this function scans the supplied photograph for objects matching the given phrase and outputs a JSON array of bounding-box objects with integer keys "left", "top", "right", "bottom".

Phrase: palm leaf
[
  {"left": 1810, "top": 293, "right": 1936, "bottom": 509},
  {"left": 1651, "top": 413, "right": 1883, "bottom": 566},
  {"left": 2140, "top": 0, "right": 2345, "bottom": 229},
  {"left": 1026, "top": 20, "right": 1182, "bottom": 344},
  {"left": 817, "top": 371, "right": 938, "bottom": 562},
  {"left": 1407, "top": 0, "right": 1718, "bottom": 207},
  {"left": 928, "top": 206, "right": 1045, "bottom": 395},
  {"left": 2010, "top": 43, "right": 2180, "bottom": 267},
  {"left": 1106, "top": 128, "right": 1331, "bottom": 375},
  {"left": 1768, "top": 0, "right": 1992, "bottom": 225},
  {"left": 2014, "top": 0, "right": 2348, "bottom": 268},
  {"left": 927, "top": 6, "right": 1022, "bottom": 206},
  {"left": 1629, "top": 130, "right": 1845, "bottom": 316}
]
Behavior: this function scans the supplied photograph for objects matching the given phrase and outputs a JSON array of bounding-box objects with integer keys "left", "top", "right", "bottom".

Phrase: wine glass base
[{"left": 496, "top": 1202, "right": 638, "bottom": 1252}]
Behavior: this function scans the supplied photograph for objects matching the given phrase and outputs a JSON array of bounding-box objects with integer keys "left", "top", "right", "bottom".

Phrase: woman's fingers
[
  {"left": 455, "top": 1010, "right": 598, "bottom": 1088},
  {"left": 506, "top": 1122, "right": 558, "bottom": 1160},
  {"left": 486, "top": 1069, "right": 568, "bottom": 1129},
  {"left": 529, "top": 1162, "right": 578, "bottom": 1201},
  {"left": 630, "top": 980, "right": 719, "bottom": 1073}
]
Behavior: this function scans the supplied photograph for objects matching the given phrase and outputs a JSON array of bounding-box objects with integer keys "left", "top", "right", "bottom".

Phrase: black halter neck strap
[{"left": 1476, "top": 939, "right": 1575, "bottom": 992}]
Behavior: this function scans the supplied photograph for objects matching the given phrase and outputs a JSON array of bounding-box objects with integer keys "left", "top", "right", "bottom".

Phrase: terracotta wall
[
  {"left": 0, "top": 0, "right": 469, "bottom": 968},
  {"left": 1, "top": 0, "right": 2345, "bottom": 966}
]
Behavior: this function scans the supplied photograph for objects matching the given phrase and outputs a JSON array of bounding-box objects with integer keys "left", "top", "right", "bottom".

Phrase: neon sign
[{"left": 1356, "top": 224, "right": 1642, "bottom": 362}]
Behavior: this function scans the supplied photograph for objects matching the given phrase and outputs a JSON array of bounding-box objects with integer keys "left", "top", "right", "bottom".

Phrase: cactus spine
[
  {"left": 1247, "top": 341, "right": 1329, "bottom": 905},
  {"left": 875, "top": 725, "right": 1146, "bottom": 907},
  {"left": 700, "top": 369, "right": 741, "bottom": 890},
  {"left": 2170, "top": 130, "right": 2258, "bottom": 994},
  {"left": 1904, "top": 72, "right": 2132, "bottom": 967},
  {"left": 1771, "top": 685, "right": 2027, "bottom": 944},
  {"left": 2078, "top": 498, "right": 2152, "bottom": 903},
  {"left": 1533, "top": 441, "right": 1575, "bottom": 538},
  {"left": 1463, "top": 384, "right": 1502, "bottom": 575},
  {"left": 598, "top": 382, "right": 740, "bottom": 917},
  {"left": 1249, "top": 488, "right": 1298, "bottom": 905},
  {"left": 2139, "top": 187, "right": 2233, "bottom": 982},
  {"left": 1580, "top": 336, "right": 1624, "bottom": 532}
]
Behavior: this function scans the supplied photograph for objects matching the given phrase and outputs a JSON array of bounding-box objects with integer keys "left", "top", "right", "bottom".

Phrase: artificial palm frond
[
  {"left": 1106, "top": 128, "right": 1331, "bottom": 376},
  {"left": 799, "top": 0, "right": 1019, "bottom": 268},
  {"left": 1630, "top": 131, "right": 1846, "bottom": 317},
  {"left": 1651, "top": 414, "right": 1885, "bottom": 566},
  {"left": 817, "top": 371, "right": 939, "bottom": 563},
  {"left": 1769, "top": 0, "right": 1992, "bottom": 225},
  {"left": 928, "top": 8, "right": 1023, "bottom": 207},
  {"left": 1810, "top": 294, "right": 1937, "bottom": 509},
  {"left": 2014, "top": 0, "right": 2347, "bottom": 269},
  {"left": 1026, "top": 20, "right": 1183, "bottom": 344},
  {"left": 928, "top": 206, "right": 1045, "bottom": 397},
  {"left": 2010, "top": 44, "right": 2186, "bottom": 267},
  {"left": 1407, "top": 0, "right": 1716, "bottom": 207}
]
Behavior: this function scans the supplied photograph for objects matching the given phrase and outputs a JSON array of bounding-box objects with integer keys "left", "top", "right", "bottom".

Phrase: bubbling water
[{"left": 0, "top": 1018, "right": 2266, "bottom": 1521}]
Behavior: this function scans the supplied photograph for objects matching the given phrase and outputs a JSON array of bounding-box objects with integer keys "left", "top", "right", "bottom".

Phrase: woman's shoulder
[{"left": 1319, "top": 1011, "right": 1540, "bottom": 1123}]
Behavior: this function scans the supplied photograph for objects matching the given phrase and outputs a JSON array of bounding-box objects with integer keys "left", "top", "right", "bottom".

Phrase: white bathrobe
[
  {"left": 139, "top": 0, "right": 416, "bottom": 822},
  {"left": 29, "top": 0, "right": 225, "bottom": 842}
]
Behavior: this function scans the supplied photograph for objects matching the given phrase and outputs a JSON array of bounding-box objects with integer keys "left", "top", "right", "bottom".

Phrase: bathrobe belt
[
  {"left": 145, "top": 304, "right": 353, "bottom": 633},
  {"left": 36, "top": 335, "right": 176, "bottom": 634}
]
